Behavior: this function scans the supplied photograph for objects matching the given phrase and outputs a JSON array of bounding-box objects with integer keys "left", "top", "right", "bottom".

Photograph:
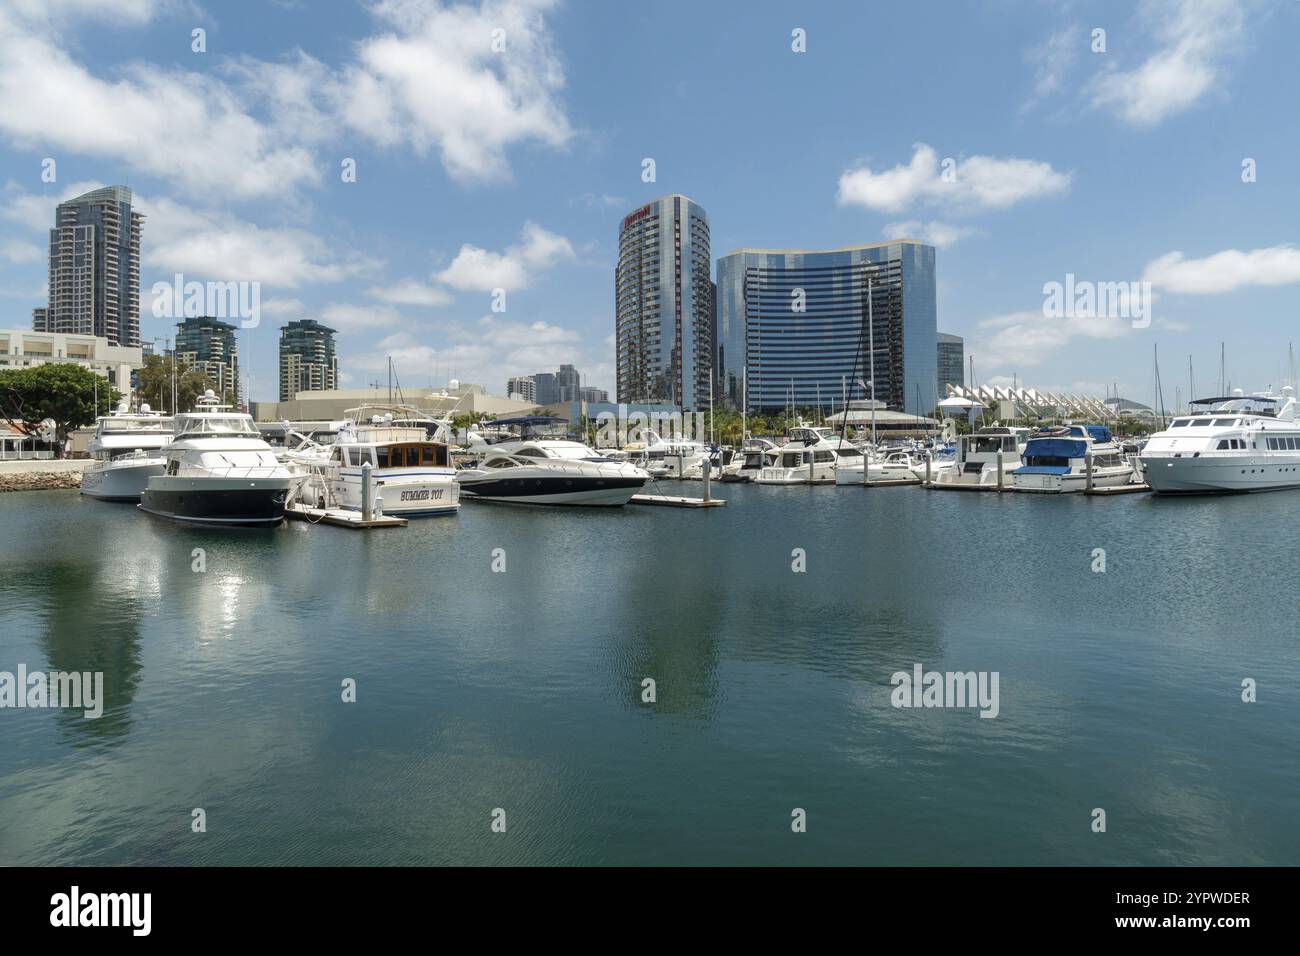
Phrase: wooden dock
[
  {"left": 925, "top": 482, "right": 1005, "bottom": 491},
  {"left": 629, "top": 493, "right": 726, "bottom": 508},
  {"left": 285, "top": 504, "right": 408, "bottom": 528}
]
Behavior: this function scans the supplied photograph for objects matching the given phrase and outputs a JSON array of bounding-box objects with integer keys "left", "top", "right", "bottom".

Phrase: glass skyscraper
[
  {"left": 715, "top": 240, "right": 937, "bottom": 415},
  {"left": 615, "top": 194, "right": 713, "bottom": 408},
  {"left": 176, "top": 316, "right": 239, "bottom": 406},
  {"left": 937, "top": 332, "right": 964, "bottom": 395}
]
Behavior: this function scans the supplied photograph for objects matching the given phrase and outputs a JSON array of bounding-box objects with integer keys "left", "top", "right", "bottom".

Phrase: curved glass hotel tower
[
  {"left": 615, "top": 195, "right": 714, "bottom": 408},
  {"left": 715, "top": 240, "right": 937, "bottom": 415}
]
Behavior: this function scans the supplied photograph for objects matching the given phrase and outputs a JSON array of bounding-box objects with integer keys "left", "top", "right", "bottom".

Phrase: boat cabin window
[
  {"left": 515, "top": 447, "right": 547, "bottom": 458},
  {"left": 1212, "top": 419, "right": 1235, "bottom": 427},
  {"left": 1170, "top": 419, "right": 1190, "bottom": 427},
  {"left": 485, "top": 457, "right": 516, "bottom": 469}
]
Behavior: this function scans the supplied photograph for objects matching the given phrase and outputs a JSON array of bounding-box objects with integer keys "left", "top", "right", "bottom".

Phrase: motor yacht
[
  {"left": 289, "top": 406, "right": 459, "bottom": 516},
  {"left": 80, "top": 403, "right": 173, "bottom": 501},
  {"left": 140, "top": 391, "right": 298, "bottom": 525},
  {"left": 634, "top": 430, "right": 710, "bottom": 479},
  {"left": 456, "top": 417, "right": 650, "bottom": 506},
  {"left": 1012, "top": 423, "right": 1134, "bottom": 493},
  {"left": 1139, "top": 388, "right": 1300, "bottom": 494},
  {"left": 757, "top": 425, "right": 840, "bottom": 484},
  {"left": 930, "top": 426, "right": 1030, "bottom": 487},
  {"left": 722, "top": 438, "right": 778, "bottom": 483}
]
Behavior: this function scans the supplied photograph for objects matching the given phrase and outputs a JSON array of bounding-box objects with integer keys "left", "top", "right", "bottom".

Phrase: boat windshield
[
  {"left": 101, "top": 418, "right": 170, "bottom": 432},
  {"left": 177, "top": 416, "right": 259, "bottom": 436}
]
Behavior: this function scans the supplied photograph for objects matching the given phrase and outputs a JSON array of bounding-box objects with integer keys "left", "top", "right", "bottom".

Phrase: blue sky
[{"left": 1, "top": 0, "right": 1298, "bottom": 405}]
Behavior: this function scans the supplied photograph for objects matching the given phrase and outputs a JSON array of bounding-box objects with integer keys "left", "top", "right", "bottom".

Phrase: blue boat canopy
[
  {"left": 1013, "top": 465, "right": 1072, "bottom": 475},
  {"left": 1085, "top": 425, "right": 1112, "bottom": 443},
  {"left": 1023, "top": 438, "right": 1088, "bottom": 460}
]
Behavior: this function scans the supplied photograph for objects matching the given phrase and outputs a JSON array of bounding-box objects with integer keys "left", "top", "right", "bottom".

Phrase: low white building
[{"left": 0, "top": 327, "right": 143, "bottom": 399}]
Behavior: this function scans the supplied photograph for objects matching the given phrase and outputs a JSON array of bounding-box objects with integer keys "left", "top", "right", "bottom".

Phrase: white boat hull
[
  {"left": 80, "top": 458, "right": 166, "bottom": 501},
  {"left": 332, "top": 468, "right": 460, "bottom": 515},
  {"left": 757, "top": 464, "right": 836, "bottom": 485},
  {"left": 1013, "top": 466, "right": 1134, "bottom": 494},
  {"left": 1141, "top": 454, "right": 1300, "bottom": 494}
]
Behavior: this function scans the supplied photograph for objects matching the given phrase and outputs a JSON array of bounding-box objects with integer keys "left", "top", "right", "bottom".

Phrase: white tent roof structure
[{"left": 945, "top": 384, "right": 1117, "bottom": 421}]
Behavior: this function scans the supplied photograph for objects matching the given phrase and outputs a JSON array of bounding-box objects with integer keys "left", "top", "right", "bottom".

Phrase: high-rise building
[
  {"left": 615, "top": 194, "right": 712, "bottom": 407},
  {"left": 37, "top": 185, "right": 143, "bottom": 348},
  {"left": 578, "top": 386, "right": 609, "bottom": 404},
  {"left": 506, "top": 375, "right": 536, "bottom": 403},
  {"left": 278, "top": 319, "right": 338, "bottom": 401},
  {"left": 176, "top": 316, "right": 239, "bottom": 405},
  {"left": 716, "top": 240, "right": 937, "bottom": 415},
  {"left": 556, "top": 363, "right": 582, "bottom": 401},
  {"left": 533, "top": 372, "right": 559, "bottom": 406},
  {"left": 937, "top": 332, "right": 964, "bottom": 396}
]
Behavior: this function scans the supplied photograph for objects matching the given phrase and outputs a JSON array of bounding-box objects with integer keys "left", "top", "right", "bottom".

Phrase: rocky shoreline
[{"left": 0, "top": 471, "right": 83, "bottom": 492}]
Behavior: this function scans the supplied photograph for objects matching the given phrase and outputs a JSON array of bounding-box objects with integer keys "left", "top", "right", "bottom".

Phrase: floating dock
[
  {"left": 285, "top": 504, "right": 408, "bottom": 528},
  {"left": 629, "top": 493, "right": 726, "bottom": 508}
]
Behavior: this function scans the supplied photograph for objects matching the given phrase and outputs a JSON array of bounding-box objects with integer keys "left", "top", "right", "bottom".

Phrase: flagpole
[{"left": 868, "top": 275, "right": 877, "bottom": 446}]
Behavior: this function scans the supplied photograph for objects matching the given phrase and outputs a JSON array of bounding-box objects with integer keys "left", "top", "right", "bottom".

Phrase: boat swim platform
[
  {"left": 285, "top": 504, "right": 408, "bottom": 528},
  {"left": 861, "top": 477, "right": 923, "bottom": 487},
  {"left": 1084, "top": 483, "right": 1151, "bottom": 495},
  {"left": 629, "top": 493, "right": 727, "bottom": 508}
]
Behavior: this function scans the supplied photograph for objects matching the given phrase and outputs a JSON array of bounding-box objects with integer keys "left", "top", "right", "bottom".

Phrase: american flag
[{"left": 857, "top": 379, "right": 871, "bottom": 390}]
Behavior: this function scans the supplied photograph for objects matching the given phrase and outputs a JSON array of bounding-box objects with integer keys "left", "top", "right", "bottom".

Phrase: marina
[{"left": 3, "top": 481, "right": 1297, "bottom": 866}]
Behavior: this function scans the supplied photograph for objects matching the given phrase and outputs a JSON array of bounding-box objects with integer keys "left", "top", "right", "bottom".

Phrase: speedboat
[
  {"left": 931, "top": 426, "right": 1030, "bottom": 487},
  {"left": 80, "top": 403, "right": 173, "bottom": 501},
  {"left": 1139, "top": 387, "right": 1300, "bottom": 494},
  {"left": 757, "top": 425, "right": 840, "bottom": 484},
  {"left": 140, "top": 391, "right": 298, "bottom": 525},
  {"left": 290, "top": 406, "right": 459, "bottom": 516},
  {"left": 1012, "top": 423, "right": 1134, "bottom": 493},
  {"left": 455, "top": 416, "right": 649, "bottom": 506}
]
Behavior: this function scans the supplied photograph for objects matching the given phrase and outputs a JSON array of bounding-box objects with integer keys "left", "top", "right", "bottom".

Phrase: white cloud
[
  {"left": 882, "top": 220, "right": 977, "bottom": 249},
  {"left": 0, "top": 0, "right": 575, "bottom": 198},
  {"left": 332, "top": 0, "right": 572, "bottom": 183},
  {"left": 1089, "top": 0, "right": 1245, "bottom": 126},
  {"left": 976, "top": 309, "right": 1134, "bottom": 369},
  {"left": 342, "top": 315, "right": 598, "bottom": 394},
  {"left": 837, "top": 143, "right": 1071, "bottom": 215},
  {"left": 0, "top": 239, "right": 43, "bottom": 264},
  {"left": 435, "top": 221, "right": 575, "bottom": 291},
  {"left": 137, "top": 195, "right": 382, "bottom": 289},
  {"left": 316, "top": 302, "right": 404, "bottom": 333},
  {"left": 0, "top": 8, "right": 320, "bottom": 199},
  {"left": 261, "top": 297, "right": 307, "bottom": 319},
  {"left": 367, "top": 279, "right": 454, "bottom": 307},
  {"left": 1022, "top": 25, "right": 1081, "bottom": 112},
  {"left": 1143, "top": 246, "right": 1300, "bottom": 294}
]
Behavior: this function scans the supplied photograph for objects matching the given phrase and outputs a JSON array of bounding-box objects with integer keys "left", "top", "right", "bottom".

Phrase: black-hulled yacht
[{"left": 139, "top": 391, "right": 297, "bottom": 526}]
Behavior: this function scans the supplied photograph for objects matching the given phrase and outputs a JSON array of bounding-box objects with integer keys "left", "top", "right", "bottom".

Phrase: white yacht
[
  {"left": 721, "top": 438, "right": 778, "bottom": 482},
  {"left": 1012, "top": 423, "right": 1134, "bottom": 493},
  {"left": 140, "top": 391, "right": 298, "bottom": 526},
  {"left": 757, "top": 426, "right": 840, "bottom": 485},
  {"left": 291, "top": 406, "right": 459, "bottom": 516},
  {"left": 456, "top": 417, "right": 650, "bottom": 506},
  {"left": 1140, "top": 388, "right": 1300, "bottom": 494},
  {"left": 80, "top": 403, "right": 173, "bottom": 501},
  {"left": 635, "top": 431, "right": 710, "bottom": 479},
  {"left": 931, "top": 426, "right": 1030, "bottom": 487}
]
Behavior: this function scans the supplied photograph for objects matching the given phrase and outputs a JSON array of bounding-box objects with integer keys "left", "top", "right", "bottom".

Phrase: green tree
[
  {"left": 0, "top": 363, "right": 121, "bottom": 456},
  {"left": 137, "top": 354, "right": 212, "bottom": 413}
]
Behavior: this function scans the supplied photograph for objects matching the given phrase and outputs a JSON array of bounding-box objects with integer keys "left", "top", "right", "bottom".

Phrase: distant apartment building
[
  {"left": 278, "top": 319, "right": 338, "bottom": 401},
  {"left": 937, "top": 332, "right": 964, "bottom": 396},
  {"left": 615, "top": 194, "right": 713, "bottom": 407},
  {"left": 715, "top": 240, "right": 938, "bottom": 415},
  {"left": 556, "top": 363, "right": 582, "bottom": 401},
  {"left": 578, "top": 386, "right": 609, "bottom": 404},
  {"left": 175, "top": 316, "right": 238, "bottom": 405},
  {"left": 506, "top": 375, "right": 536, "bottom": 403},
  {"left": 35, "top": 185, "right": 143, "bottom": 348}
]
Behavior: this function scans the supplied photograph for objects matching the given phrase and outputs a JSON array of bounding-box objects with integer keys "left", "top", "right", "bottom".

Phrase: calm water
[{"left": 1, "top": 484, "right": 1297, "bottom": 866}]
